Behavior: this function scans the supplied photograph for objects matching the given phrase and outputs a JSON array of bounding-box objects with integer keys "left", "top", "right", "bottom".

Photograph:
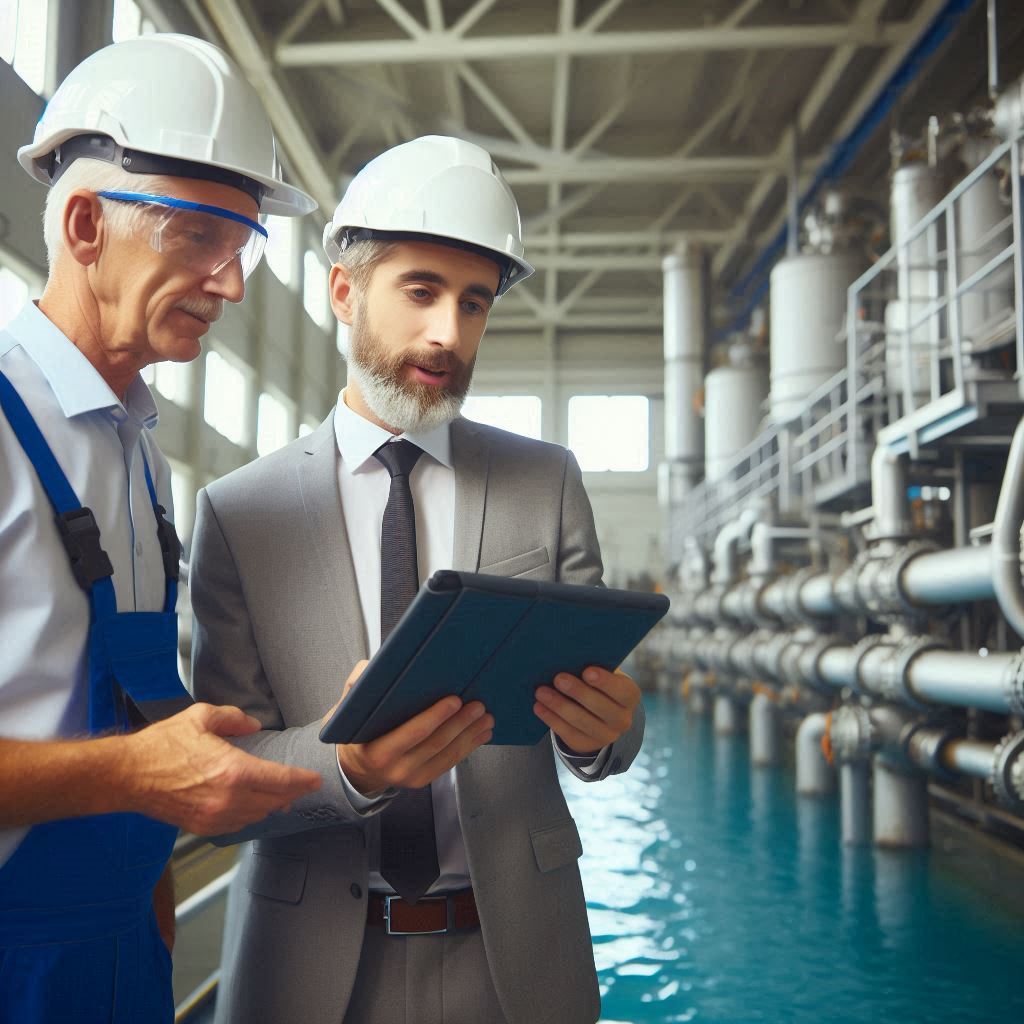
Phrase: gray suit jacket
[{"left": 190, "top": 414, "right": 645, "bottom": 1024}]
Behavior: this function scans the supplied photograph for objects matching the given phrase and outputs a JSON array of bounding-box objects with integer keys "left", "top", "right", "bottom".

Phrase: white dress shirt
[
  {"left": 332, "top": 392, "right": 607, "bottom": 896},
  {"left": 0, "top": 302, "right": 174, "bottom": 869}
]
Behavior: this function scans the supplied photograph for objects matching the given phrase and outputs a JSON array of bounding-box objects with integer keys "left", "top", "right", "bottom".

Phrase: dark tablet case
[{"left": 319, "top": 570, "right": 669, "bottom": 747}]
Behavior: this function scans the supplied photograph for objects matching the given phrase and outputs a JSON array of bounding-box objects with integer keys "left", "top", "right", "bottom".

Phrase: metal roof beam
[
  {"left": 713, "top": 0, "right": 899, "bottom": 278},
  {"left": 526, "top": 229, "right": 734, "bottom": 248},
  {"left": 277, "top": 21, "right": 911, "bottom": 66},
  {"left": 200, "top": 0, "right": 336, "bottom": 214},
  {"left": 504, "top": 154, "right": 778, "bottom": 186}
]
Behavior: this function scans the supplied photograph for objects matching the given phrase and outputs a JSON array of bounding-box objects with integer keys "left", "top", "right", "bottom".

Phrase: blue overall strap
[
  {"left": 0, "top": 370, "right": 117, "bottom": 620},
  {"left": 140, "top": 449, "right": 179, "bottom": 613}
]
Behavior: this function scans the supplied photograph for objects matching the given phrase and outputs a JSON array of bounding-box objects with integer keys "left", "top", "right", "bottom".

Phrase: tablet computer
[{"left": 319, "top": 570, "right": 669, "bottom": 747}]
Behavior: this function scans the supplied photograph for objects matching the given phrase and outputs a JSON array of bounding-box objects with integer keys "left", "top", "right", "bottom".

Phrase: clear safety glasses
[{"left": 97, "top": 191, "right": 268, "bottom": 280}]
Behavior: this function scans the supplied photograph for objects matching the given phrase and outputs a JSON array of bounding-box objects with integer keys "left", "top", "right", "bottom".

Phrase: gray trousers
[{"left": 344, "top": 923, "right": 509, "bottom": 1024}]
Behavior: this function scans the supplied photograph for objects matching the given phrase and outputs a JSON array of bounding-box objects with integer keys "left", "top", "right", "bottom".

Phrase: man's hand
[
  {"left": 533, "top": 667, "right": 642, "bottom": 755},
  {"left": 121, "top": 703, "right": 322, "bottom": 835},
  {"left": 329, "top": 662, "right": 493, "bottom": 796}
]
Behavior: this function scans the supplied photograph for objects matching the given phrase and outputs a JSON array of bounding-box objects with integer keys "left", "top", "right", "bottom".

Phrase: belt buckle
[{"left": 384, "top": 895, "right": 449, "bottom": 936}]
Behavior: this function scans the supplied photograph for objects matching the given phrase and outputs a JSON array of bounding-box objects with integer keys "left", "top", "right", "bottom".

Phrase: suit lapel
[
  {"left": 296, "top": 417, "right": 369, "bottom": 669},
  {"left": 451, "top": 417, "right": 489, "bottom": 572}
]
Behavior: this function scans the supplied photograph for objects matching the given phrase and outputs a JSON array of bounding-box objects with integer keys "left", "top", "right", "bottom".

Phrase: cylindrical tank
[
  {"left": 660, "top": 244, "right": 705, "bottom": 507},
  {"left": 885, "top": 162, "right": 945, "bottom": 402},
  {"left": 769, "top": 250, "right": 863, "bottom": 422},
  {"left": 957, "top": 136, "right": 1012, "bottom": 342},
  {"left": 704, "top": 360, "right": 768, "bottom": 480}
]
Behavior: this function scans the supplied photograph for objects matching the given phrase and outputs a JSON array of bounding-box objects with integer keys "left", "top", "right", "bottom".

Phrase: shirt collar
[
  {"left": 4, "top": 302, "right": 159, "bottom": 429},
  {"left": 333, "top": 388, "right": 453, "bottom": 472}
]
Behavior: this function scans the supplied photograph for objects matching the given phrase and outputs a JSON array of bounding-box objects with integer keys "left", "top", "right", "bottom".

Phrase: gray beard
[{"left": 340, "top": 312, "right": 473, "bottom": 434}]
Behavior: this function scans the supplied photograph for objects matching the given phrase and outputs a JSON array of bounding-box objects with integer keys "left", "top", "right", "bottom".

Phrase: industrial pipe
[
  {"left": 796, "top": 712, "right": 835, "bottom": 796},
  {"left": 900, "top": 544, "right": 994, "bottom": 604},
  {"left": 750, "top": 692, "right": 782, "bottom": 766},
  {"left": 870, "top": 447, "right": 910, "bottom": 540},
  {"left": 991, "top": 416, "right": 1024, "bottom": 640},
  {"left": 906, "top": 649, "right": 1024, "bottom": 713}
]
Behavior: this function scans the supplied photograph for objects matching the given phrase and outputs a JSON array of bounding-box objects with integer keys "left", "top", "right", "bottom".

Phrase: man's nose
[
  {"left": 204, "top": 257, "right": 246, "bottom": 304},
  {"left": 426, "top": 298, "right": 461, "bottom": 348}
]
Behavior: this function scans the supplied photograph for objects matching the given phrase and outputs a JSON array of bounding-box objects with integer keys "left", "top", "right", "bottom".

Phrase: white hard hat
[
  {"left": 18, "top": 33, "right": 316, "bottom": 217},
  {"left": 323, "top": 135, "right": 533, "bottom": 296}
]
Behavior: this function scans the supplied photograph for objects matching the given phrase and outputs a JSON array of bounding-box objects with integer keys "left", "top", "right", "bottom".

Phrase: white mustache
[{"left": 175, "top": 296, "right": 223, "bottom": 324}]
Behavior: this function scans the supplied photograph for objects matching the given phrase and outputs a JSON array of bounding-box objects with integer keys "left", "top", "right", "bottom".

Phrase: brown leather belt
[{"left": 367, "top": 888, "right": 479, "bottom": 935}]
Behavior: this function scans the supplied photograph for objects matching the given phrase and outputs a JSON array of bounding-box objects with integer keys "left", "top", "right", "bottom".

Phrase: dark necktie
[{"left": 374, "top": 439, "right": 439, "bottom": 903}]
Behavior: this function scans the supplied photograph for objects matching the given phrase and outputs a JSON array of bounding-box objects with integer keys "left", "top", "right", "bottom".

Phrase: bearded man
[{"left": 189, "top": 136, "right": 645, "bottom": 1024}]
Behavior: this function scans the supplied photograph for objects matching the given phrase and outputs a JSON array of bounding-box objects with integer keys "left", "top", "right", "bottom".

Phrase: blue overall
[{"left": 0, "top": 370, "right": 191, "bottom": 1022}]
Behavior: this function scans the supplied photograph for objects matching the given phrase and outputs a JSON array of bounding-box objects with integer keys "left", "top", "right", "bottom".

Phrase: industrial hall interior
[{"left": 3, "top": 0, "right": 1024, "bottom": 1022}]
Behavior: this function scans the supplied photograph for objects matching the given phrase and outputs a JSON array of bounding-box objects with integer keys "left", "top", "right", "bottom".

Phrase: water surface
[{"left": 563, "top": 694, "right": 1024, "bottom": 1024}]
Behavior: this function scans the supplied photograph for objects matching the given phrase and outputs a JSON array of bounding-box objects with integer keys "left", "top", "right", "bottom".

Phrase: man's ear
[
  {"left": 63, "top": 191, "right": 105, "bottom": 268},
  {"left": 329, "top": 264, "right": 357, "bottom": 326}
]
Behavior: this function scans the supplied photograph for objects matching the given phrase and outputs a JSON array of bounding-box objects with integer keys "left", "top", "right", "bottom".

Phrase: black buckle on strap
[
  {"left": 154, "top": 505, "right": 182, "bottom": 584},
  {"left": 56, "top": 507, "right": 114, "bottom": 591}
]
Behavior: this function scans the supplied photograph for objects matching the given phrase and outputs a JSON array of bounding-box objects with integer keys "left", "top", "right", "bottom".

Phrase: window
[
  {"left": 111, "top": 0, "right": 155, "bottom": 42},
  {"left": 298, "top": 419, "right": 319, "bottom": 438},
  {"left": 462, "top": 395, "right": 542, "bottom": 440},
  {"left": 142, "top": 361, "right": 191, "bottom": 407},
  {"left": 4, "top": 0, "right": 49, "bottom": 94},
  {"left": 167, "top": 458, "right": 194, "bottom": 544},
  {"left": 568, "top": 395, "right": 649, "bottom": 472},
  {"left": 264, "top": 216, "right": 297, "bottom": 288},
  {"left": 204, "top": 349, "right": 250, "bottom": 446},
  {"left": 256, "top": 389, "right": 295, "bottom": 457},
  {"left": 303, "top": 250, "right": 330, "bottom": 329},
  {"left": 0, "top": 267, "right": 30, "bottom": 331}
]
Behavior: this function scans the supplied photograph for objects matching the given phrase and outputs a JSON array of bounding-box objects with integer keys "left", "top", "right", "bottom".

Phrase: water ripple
[{"left": 560, "top": 694, "right": 1024, "bottom": 1024}]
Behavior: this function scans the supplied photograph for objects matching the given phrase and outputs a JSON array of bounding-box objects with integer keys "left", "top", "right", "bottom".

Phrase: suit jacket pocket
[
  {"left": 479, "top": 545, "right": 550, "bottom": 578},
  {"left": 529, "top": 817, "right": 583, "bottom": 874},
  {"left": 246, "top": 851, "right": 309, "bottom": 904}
]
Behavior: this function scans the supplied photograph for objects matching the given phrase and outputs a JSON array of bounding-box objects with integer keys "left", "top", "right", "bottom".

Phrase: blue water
[{"left": 562, "top": 694, "right": 1024, "bottom": 1024}]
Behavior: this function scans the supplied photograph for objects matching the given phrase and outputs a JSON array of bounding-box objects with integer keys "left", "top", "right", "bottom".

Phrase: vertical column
[
  {"left": 48, "top": 0, "right": 114, "bottom": 91},
  {"left": 873, "top": 757, "right": 930, "bottom": 848},
  {"left": 660, "top": 244, "right": 705, "bottom": 514}
]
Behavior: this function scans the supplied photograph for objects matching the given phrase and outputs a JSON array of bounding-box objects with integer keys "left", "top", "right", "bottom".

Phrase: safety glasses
[{"left": 97, "top": 191, "right": 269, "bottom": 280}]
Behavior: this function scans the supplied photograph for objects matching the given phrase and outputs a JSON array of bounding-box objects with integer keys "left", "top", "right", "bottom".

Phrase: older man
[
  {"left": 0, "top": 34, "right": 322, "bottom": 1022},
  {"left": 191, "top": 136, "right": 645, "bottom": 1024}
]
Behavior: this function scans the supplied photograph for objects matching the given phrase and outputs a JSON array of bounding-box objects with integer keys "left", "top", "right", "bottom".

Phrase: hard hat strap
[{"left": 46, "top": 133, "right": 267, "bottom": 208}]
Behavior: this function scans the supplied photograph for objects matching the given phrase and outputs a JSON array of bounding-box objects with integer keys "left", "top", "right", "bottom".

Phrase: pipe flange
[
  {"left": 901, "top": 721, "right": 959, "bottom": 782},
  {"left": 850, "top": 635, "right": 889, "bottom": 696},
  {"left": 728, "top": 631, "right": 759, "bottom": 678},
  {"left": 833, "top": 560, "right": 863, "bottom": 614},
  {"left": 783, "top": 567, "right": 832, "bottom": 626},
  {"left": 877, "top": 540, "right": 940, "bottom": 616},
  {"left": 777, "top": 637, "right": 807, "bottom": 686},
  {"left": 830, "top": 703, "right": 875, "bottom": 762},
  {"left": 798, "top": 635, "right": 843, "bottom": 693},
  {"left": 877, "top": 635, "right": 950, "bottom": 710},
  {"left": 1001, "top": 653, "right": 1024, "bottom": 717},
  {"left": 748, "top": 578, "right": 783, "bottom": 628},
  {"left": 990, "top": 732, "right": 1024, "bottom": 812}
]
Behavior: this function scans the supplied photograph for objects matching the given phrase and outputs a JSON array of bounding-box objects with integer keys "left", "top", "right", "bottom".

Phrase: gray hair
[
  {"left": 43, "top": 159, "right": 176, "bottom": 269},
  {"left": 333, "top": 237, "right": 397, "bottom": 291}
]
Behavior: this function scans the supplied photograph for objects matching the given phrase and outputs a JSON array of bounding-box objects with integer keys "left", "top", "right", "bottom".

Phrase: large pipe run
[
  {"left": 901, "top": 545, "right": 995, "bottom": 604},
  {"left": 906, "top": 650, "right": 1022, "bottom": 713},
  {"left": 992, "top": 416, "right": 1024, "bottom": 639}
]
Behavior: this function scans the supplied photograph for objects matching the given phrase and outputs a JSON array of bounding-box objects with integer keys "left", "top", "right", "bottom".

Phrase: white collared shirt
[
  {"left": 0, "top": 302, "right": 174, "bottom": 868},
  {"left": 332, "top": 392, "right": 606, "bottom": 896},
  {"left": 332, "top": 392, "right": 469, "bottom": 893}
]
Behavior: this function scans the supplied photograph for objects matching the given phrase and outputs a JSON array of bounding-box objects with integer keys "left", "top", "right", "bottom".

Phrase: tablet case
[{"left": 319, "top": 570, "right": 669, "bottom": 747}]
